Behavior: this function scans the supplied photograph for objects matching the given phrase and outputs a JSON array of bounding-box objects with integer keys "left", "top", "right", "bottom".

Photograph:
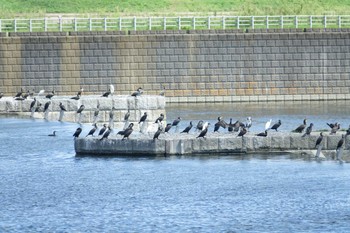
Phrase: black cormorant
[
  {"left": 98, "top": 124, "right": 107, "bottom": 136},
  {"left": 45, "top": 90, "right": 55, "bottom": 99},
  {"left": 48, "top": 131, "right": 57, "bottom": 136},
  {"left": 30, "top": 98, "right": 37, "bottom": 110},
  {"left": 124, "top": 110, "right": 130, "bottom": 121},
  {"left": 155, "top": 113, "right": 164, "bottom": 123},
  {"left": 237, "top": 127, "right": 247, "bottom": 137},
  {"left": 139, "top": 112, "right": 147, "bottom": 124},
  {"left": 122, "top": 124, "right": 134, "bottom": 140},
  {"left": 71, "top": 94, "right": 80, "bottom": 100},
  {"left": 77, "top": 105, "right": 85, "bottom": 114},
  {"left": 256, "top": 130, "right": 267, "bottom": 137},
  {"left": 181, "top": 121, "right": 193, "bottom": 133},
  {"left": 59, "top": 102, "right": 67, "bottom": 111},
  {"left": 270, "top": 120, "right": 282, "bottom": 131},
  {"left": 153, "top": 126, "right": 163, "bottom": 140},
  {"left": 302, "top": 123, "right": 313, "bottom": 137},
  {"left": 100, "top": 126, "right": 112, "bottom": 140},
  {"left": 164, "top": 123, "right": 172, "bottom": 133},
  {"left": 197, "top": 123, "right": 210, "bottom": 138},
  {"left": 131, "top": 87, "right": 143, "bottom": 97},
  {"left": 315, "top": 132, "right": 323, "bottom": 148},
  {"left": 86, "top": 123, "right": 98, "bottom": 137},
  {"left": 336, "top": 134, "right": 345, "bottom": 151},
  {"left": 293, "top": 119, "right": 307, "bottom": 133},
  {"left": 196, "top": 120, "right": 204, "bottom": 131},
  {"left": 73, "top": 127, "right": 82, "bottom": 138},
  {"left": 44, "top": 101, "right": 51, "bottom": 112}
]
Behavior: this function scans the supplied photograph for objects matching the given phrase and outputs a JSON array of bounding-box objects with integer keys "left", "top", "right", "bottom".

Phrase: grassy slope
[{"left": 1, "top": 0, "right": 350, "bottom": 17}]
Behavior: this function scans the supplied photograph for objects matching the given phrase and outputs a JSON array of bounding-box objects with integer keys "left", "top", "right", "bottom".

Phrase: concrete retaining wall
[
  {"left": 74, "top": 132, "right": 350, "bottom": 161},
  {"left": 1, "top": 30, "right": 350, "bottom": 102},
  {"left": 0, "top": 95, "right": 165, "bottom": 124}
]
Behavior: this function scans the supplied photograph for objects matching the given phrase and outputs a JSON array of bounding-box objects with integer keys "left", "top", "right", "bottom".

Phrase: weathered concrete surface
[
  {"left": 0, "top": 95, "right": 166, "bottom": 124},
  {"left": 74, "top": 131, "right": 350, "bottom": 162}
]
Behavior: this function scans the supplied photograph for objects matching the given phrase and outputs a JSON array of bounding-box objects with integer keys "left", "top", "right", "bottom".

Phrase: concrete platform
[
  {"left": 74, "top": 131, "right": 350, "bottom": 161},
  {"left": 0, "top": 95, "right": 165, "bottom": 124}
]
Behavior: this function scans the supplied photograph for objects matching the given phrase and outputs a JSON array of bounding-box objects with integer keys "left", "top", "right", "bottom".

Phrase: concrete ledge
[
  {"left": 74, "top": 131, "right": 350, "bottom": 161},
  {"left": 0, "top": 95, "right": 166, "bottom": 123}
]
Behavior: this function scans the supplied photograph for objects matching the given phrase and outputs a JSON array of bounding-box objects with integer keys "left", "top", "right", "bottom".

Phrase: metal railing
[{"left": 1, "top": 15, "right": 350, "bottom": 32}]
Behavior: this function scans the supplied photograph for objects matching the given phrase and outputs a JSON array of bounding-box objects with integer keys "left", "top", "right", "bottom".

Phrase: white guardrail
[{"left": 1, "top": 15, "right": 350, "bottom": 32}]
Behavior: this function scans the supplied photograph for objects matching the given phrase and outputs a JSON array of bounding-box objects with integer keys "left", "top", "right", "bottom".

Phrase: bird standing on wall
[
  {"left": 14, "top": 88, "right": 23, "bottom": 98},
  {"left": 315, "top": 132, "right": 323, "bottom": 148},
  {"left": 93, "top": 103, "right": 100, "bottom": 123},
  {"left": 0, "top": 92, "right": 4, "bottom": 99},
  {"left": 109, "top": 84, "right": 115, "bottom": 96},
  {"left": 195, "top": 120, "right": 204, "bottom": 132},
  {"left": 139, "top": 112, "right": 148, "bottom": 124},
  {"left": 153, "top": 125, "right": 163, "bottom": 140},
  {"left": 270, "top": 120, "right": 282, "bottom": 131},
  {"left": 59, "top": 102, "right": 67, "bottom": 111},
  {"left": 122, "top": 124, "right": 134, "bottom": 140},
  {"left": 131, "top": 87, "right": 143, "bottom": 97},
  {"left": 181, "top": 121, "right": 193, "bottom": 134},
  {"left": 302, "top": 123, "right": 313, "bottom": 137},
  {"left": 164, "top": 123, "right": 172, "bottom": 133},
  {"left": 197, "top": 123, "right": 210, "bottom": 138},
  {"left": 98, "top": 124, "right": 107, "bottom": 136},
  {"left": 245, "top": 117, "right": 252, "bottom": 131},
  {"left": 71, "top": 94, "right": 81, "bottom": 100},
  {"left": 237, "top": 127, "right": 247, "bottom": 137},
  {"left": 77, "top": 105, "right": 85, "bottom": 114},
  {"left": 77, "top": 87, "right": 84, "bottom": 96},
  {"left": 45, "top": 90, "right": 55, "bottom": 99},
  {"left": 73, "top": 127, "right": 82, "bottom": 138},
  {"left": 293, "top": 119, "right": 307, "bottom": 133},
  {"left": 155, "top": 113, "right": 164, "bottom": 124},
  {"left": 159, "top": 85, "right": 166, "bottom": 96},
  {"left": 172, "top": 116, "right": 182, "bottom": 133},
  {"left": 330, "top": 123, "right": 340, "bottom": 135},
  {"left": 256, "top": 130, "right": 268, "bottom": 137},
  {"left": 100, "top": 126, "right": 112, "bottom": 140},
  {"left": 86, "top": 123, "right": 98, "bottom": 137},
  {"left": 58, "top": 102, "right": 66, "bottom": 121}
]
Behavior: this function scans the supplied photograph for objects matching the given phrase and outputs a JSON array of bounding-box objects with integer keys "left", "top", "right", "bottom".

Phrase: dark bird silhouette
[
  {"left": 59, "top": 102, "right": 67, "bottom": 111},
  {"left": 302, "top": 123, "right": 313, "bottom": 137},
  {"left": 71, "top": 94, "right": 80, "bottom": 100},
  {"left": 77, "top": 87, "right": 84, "bottom": 96},
  {"left": 44, "top": 101, "right": 51, "bottom": 112},
  {"left": 45, "top": 90, "right": 55, "bottom": 99},
  {"left": 101, "top": 85, "right": 112, "bottom": 97},
  {"left": 153, "top": 126, "right": 163, "bottom": 140},
  {"left": 100, "top": 126, "right": 112, "bottom": 140},
  {"left": 14, "top": 96, "right": 26, "bottom": 101},
  {"left": 77, "top": 105, "right": 85, "bottom": 114},
  {"left": 346, "top": 125, "right": 350, "bottom": 137},
  {"left": 73, "top": 127, "right": 82, "bottom": 138},
  {"left": 181, "top": 121, "right": 193, "bottom": 133},
  {"left": 131, "top": 87, "right": 143, "bottom": 97},
  {"left": 22, "top": 90, "right": 31, "bottom": 99},
  {"left": 237, "top": 127, "right": 247, "bottom": 137},
  {"left": 214, "top": 116, "right": 227, "bottom": 132},
  {"left": 256, "top": 130, "right": 268, "bottom": 137},
  {"left": 86, "top": 123, "right": 98, "bottom": 137},
  {"left": 155, "top": 113, "right": 164, "bottom": 123},
  {"left": 233, "top": 120, "right": 243, "bottom": 132},
  {"left": 315, "top": 132, "right": 323, "bottom": 148},
  {"left": 94, "top": 103, "right": 100, "bottom": 117},
  {"left": 98, "top": 124, "right": 107, "bottom": 136},
  {"left": 270, "top": 120, "right": 282, "bottom": 131},
  {"left": 172, "top": 117, "right": 181, "bottom": 127},
  {"left": 48, "top": 131, "right": 57, "bottom": 136},
  {"left": 30, "top": 98, "right": 37, "bottom": 110},
  {"left": 164, "top": 123, "right": 172, "bottom": 133},
  {"left": 139, "top": 112, "right": 147, "bottom": 124},
  {"left": 14, "top": 88, "right": 23, "bottom": 98},
  {"left": 336, "top": 134, "right": 345, "bottom": 151},
  {"left": 327, "top": 122, "right": 337, "bottom": 129},
  {"left": 227, "top": 118, "right": 234, "bottom": 132},
  {"left": 35, "top": 103, "right": 42, "bottom": 112},
  {"left": 0, "top": 92, "right": 3, "bottom": 99},
  {"left": 124, "top": 110, "right": 130, "bottom": 121},
  {"left": 293, "top": 119, "right": 307, "bottom": 133},
  {"left": 197, "top": 123, "right": 210, "bottom": 138},
  {"left": 122, "top": 124, "right": 134, "bottom": 140},
  {"left": 330, "top": 123, "right": 340, "bottom": 135},
  {"left": 117, "top": 123, "right": 134, "bottom": 136}
]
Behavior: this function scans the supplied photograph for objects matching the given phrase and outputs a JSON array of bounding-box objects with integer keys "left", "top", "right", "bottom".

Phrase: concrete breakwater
[
  {"left": 0, "top": 95, "right": 165, "bottom": 125},
  {"left": 74, "top": 131, "right": 350, "bottom": 161}
]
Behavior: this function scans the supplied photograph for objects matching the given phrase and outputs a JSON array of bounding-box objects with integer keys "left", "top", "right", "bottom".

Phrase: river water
[{"left": 1, "top": 101, "right": 350, "bottom": 232}]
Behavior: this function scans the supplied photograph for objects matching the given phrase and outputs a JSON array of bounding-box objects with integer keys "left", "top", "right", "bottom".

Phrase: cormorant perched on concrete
[
  {"left": 153, "top": 125, "right": 163, "bottom": 140},
  {"left": 73, "top": 127, "right": 82, "bottom": 138},
  {"left": 172, "top": 117, "right": 181, "bottom": 127},
  {"left": 214, "top": 116, "right": 227, "bottom": 132},
  {"left": 124, "top": 110, "right": 130, "bottom": 121},
  {"left": 77, "top": 105, "right": 85, "bottom": 114},
  {"left": 93, "top": 103, "right": 100, "bottom": 123},
  {"left": 14, "top": 88, "right": 23, "bottom": 98},
  {"left": 164, "top": 123, "right": 172, "bottom": 133},
  {"left": 233, "top": 120, "right": 243, "bottom": 132},
  {"left": 315, "top": 132, "right": 323, "bottom": 148},
  {"left": 330, "top": 123, "right": 340, "bottom": 135},
  {"left": 45, "top": 90, "right": 55, "bottom": 99},
  {"left": 59, "top": 102, "right": 67, "bottom": 111},
  {"left": 197, "top": 123, "right": 210, "bottom": 138},
  {"left": 227, "top": 118, "right": 234, "bottom": 132},
  {"left": 35, "top": 103, "right": 42, "bottom": 112},
  {"left": 196, "top": 120, "right": 204, "bottom": 131},
  {"left": 327, "top": 122, "right": 337, "bottom": 129},
  {"left": 22, "top": 90, "right": 31, "bottom": 99},
  {"left": 14, "top": 96, "right": 26, "bottom": 101},
  {"left": 48, "top": 131, "right": 57, "bottom": 136},
  {"left": 86, "top": 123, "right": 98, "bottom": 137},
  {"left": 117, "top": 123, "right": 134, "bottom": 136},
  {"left": 131, "top": 87, "right": 143, "bottom": 97},
  {"left": 71, "top": 94, "right": 80, "bottom": 100},
  {"left": 100, "top": 126, "right": 112, "bottom": 140},
  {"left": 139, "top": 112, "right": 147, "bottom": 124},
  {"left": 293, "top": 119, "right": 307, "bottom": 133},
  {"left": 98, "top": 124, "right": 107, "bottom": 136},
  {"left": 122, "top": 124, "right": 134, "bottom": 140},
  {"left": 30, "top": 98, "right": 37, "bottom": 110},
  {"left": 181, "top": 121, "right": 193, "bottom": 133},
  {"left": 44, "top": 101, "right": 51, "bottom": 112},
  {"left": 256, "top": 130, "right": 267, "bottom": 137},
  {"left": 155, "top": 113, "right": 164, "bottom": 123},
  {"left": 336, "top": 134, "right": 345, "bottom": 151},
  {"left": 271, "top": 120, "right": 282, "bottom": 131},
  {"left": 302, "top": 123, "right": 313, "bottom": 137},
  {"left": 237, "top": 127, "right": 247, "bottom": 137}
]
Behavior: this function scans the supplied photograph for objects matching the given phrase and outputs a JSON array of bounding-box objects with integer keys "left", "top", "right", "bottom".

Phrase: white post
[
  {"left": 193, "top": 17, "right": 196, "bottom": 30},
  {"left": 104, "top": 18, "right": 107, "bottom": 31},
  {"left": 119, "top": 17, "right": 122, "bottom": 31},
  {"left": 163, "top": 17, "right": 166, "bottom": 30},
  {"left": 280, "top": 15, "right": 283, "bottom": 28},
  {"left": 223, "top": 16, "right": 225, "bottom": 29},
  {"left": 149, "top": 17, "right": 152, "bottom": 30},
  {"left": 237, "top": 16, "right": 240, "bottom": 29},
  {"left": 266, "top": 16, "right": 269, "bottom": 29},
  {"left": 310, "top": 16, "right": 312, "bottom": 28},
  {"left": 295, "top": 16, "right": 298, "bottom": 28},
  {"left": 59, "top": 17, "right": 62, "bottom": 32},
  {"left": 178, "top": 16, "right": 181, "bottom": 30},
  {"left": 30, "top": 19, "right": 32, "bottom": 32},
  {"left": 14, "top": 19, "right": 17, "bottom": 32},
  {"left": 324, "top": 15, "right": 327, "bottom": 28},
  {"left": 44, "top": 18, "right": 47, "bottom": 31},
  {"left": 338, "top": 15, "right": 341, "bottom": 28},
  {"left": 0, "top": 19, "right": 2, "bottom": 32},
  {"left": 89, "top": 18, "right": 92, "bottom": 31},
  {"left": 208, "top": 16, "right": 211, "bottom": 29},
  {"left": 74, "top": 18, "right": 77, "bottom": 31},
  {"left": 133, "top": 16, "right": 136, "bottom": 31},
  {"left": 252, "top": 16, "right": 255, "bottom": 29}
]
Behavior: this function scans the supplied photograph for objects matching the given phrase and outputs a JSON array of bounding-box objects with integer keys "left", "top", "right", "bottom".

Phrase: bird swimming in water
[
  {"left": 270, "top": 120, "right": 282, "bottom": 131},
  {"left": 315, "top": 132, "right": 323, "bottom": 148},
  {"left": 155, "top": 113, "right": 164, "bottom": 123},
  {"left": 131, "top": 87, "right": 143, "bottom": 97},
  {"left": 302, "top": 123, "right": 313, "bottom": 137},
  {"left": 181, "top": 121, "right": 193, "bottom": 133},
  {"left": 197, "top": 123, "right": 210, "bottom": 138},
  {"left": 48, "top": 131, "right": 57, "bottom": 136},
  {"left": 73, "top": 127, "right": 82, "bottom": 138},
  {"left": 86, "top": 123, "right": 98, "bottom": 137},
  {"left": 98, "top": 124, "right": 107, "bottom": 136},
  {"left": 100, "top": 126, "right": 112, "bottom": 140},
  {"left": 256, "top": 130, "right": 267, "bottom": 137},
  {"left": 293, "top": 119, "right": 307, "bottom": 133}
]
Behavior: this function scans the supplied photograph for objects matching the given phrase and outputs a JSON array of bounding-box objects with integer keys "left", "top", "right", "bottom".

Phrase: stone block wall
[{"left": 1, "top": 29, "right": 350, "bottom": 102}]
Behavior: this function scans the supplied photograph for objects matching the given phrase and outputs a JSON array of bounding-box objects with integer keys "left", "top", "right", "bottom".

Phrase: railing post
[
  {"left": 208, "top": 16, "right": 211, "bottom": 29},
  {"left": 59, "top": 17, "right": 62, "bottom": 32},
  {"left": 133, "top": 16, "right": 137, "bottom": 31},
  {"left": 119, "top": 17, "right": 122, "bottom": 31},
  {"left": 338, "top": 15, "right": 341, "bottom": 28},
  {"left": 104, "top": 18, "right": 107, "bottom": 31},
  {"left": 163, "top": 17, "right": 166, "bottom": 30},
  {"left": 149, "top": 17, "right": 152, "bottom": 30},
  {"left": 280, "top": 15, "right": 283, "bottom": 28},
  {"left": 266, "top": 16, "right": 269, "bottom": 29},
  {"left": 30, "top": 19, "right": 32, "bottom": 32},
  {"left": 237, "top": 16, "right": 240, "bottom": 29},
  {"left": 324, "top": 15, "right": 327, "bottom": 28},
  {"left": 193, "top": 17, "right": 196, "bottom": 30},
  {"left": 252, "top": 16, "right": 254, "bottom": 29},
  {"left": 44, "top": 18, "right": 47, "bottom": 32},
  {"left": 14, "top": 19, "right": 17, "bottom": 32},
  {"left": 74, "top": 18, "right": 77, "bottom": 31},
  {"left": 0, "top": 19, "right": 2, "bottom": 32},
  {"left": 89, "top": 18, "right": 92, "bottom": 31},
  {"left": 223, "top": 16, "right": 225, "bottom": 29},
  {"left": 178, "top": 16, "right": 181, "bottom": 30},
  {"left": 295, "top": 16, "right": 298, "bottom": 28},
  {"left": 310, "top": 15, "right": 312, "bottom": 28}
]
